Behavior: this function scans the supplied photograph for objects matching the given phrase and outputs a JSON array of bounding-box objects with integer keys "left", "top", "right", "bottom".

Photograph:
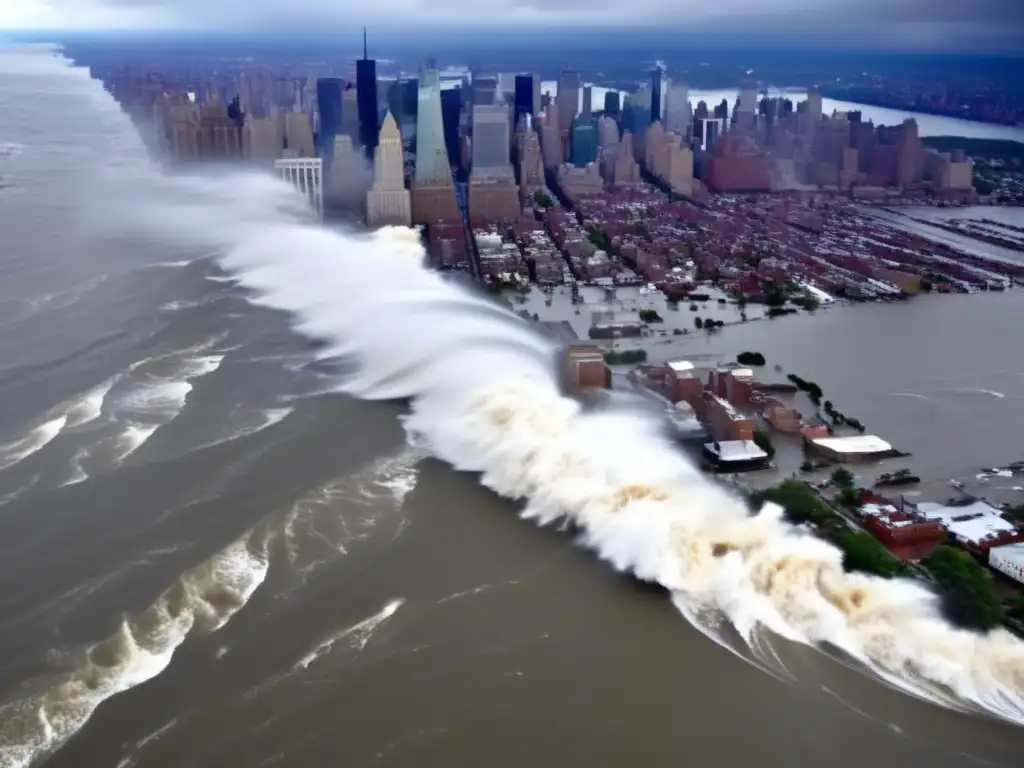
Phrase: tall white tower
[{"left": 367, "top": 111, "right": 411, "bottom": 226}]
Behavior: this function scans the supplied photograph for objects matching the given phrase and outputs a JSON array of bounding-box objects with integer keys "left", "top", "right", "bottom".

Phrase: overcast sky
[{"left": 4, "top": 0, "right": 1023, "bottom": 52}]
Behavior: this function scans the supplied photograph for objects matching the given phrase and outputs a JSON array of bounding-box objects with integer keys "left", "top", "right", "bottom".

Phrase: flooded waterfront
[
  {"left": 526, "top": 285, "right": 1024, "bottom": 505},
  {"left": 872, "top": 207, "right": 1024, "bottom": 267}
]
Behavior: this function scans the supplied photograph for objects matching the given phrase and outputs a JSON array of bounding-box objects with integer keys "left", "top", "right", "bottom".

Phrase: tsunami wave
[
  {"left": 0, "top": 445, "right": 418, "bottom": 768},
  {"left": 185, "top": 205, "right": 1024, "bottom": 726}
]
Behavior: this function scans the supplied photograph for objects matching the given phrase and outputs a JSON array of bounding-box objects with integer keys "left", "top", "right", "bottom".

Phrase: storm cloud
[{"left": 5, "top": 0, "right": 1024, "bottom": 52}]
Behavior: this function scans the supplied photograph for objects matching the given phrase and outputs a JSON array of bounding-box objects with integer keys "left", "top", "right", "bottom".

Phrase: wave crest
[{"left": 210, "top": 220, "right": 1024, "bottom": 725}]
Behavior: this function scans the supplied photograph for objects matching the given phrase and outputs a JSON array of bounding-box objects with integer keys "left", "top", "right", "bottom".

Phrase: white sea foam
[
  {"left": 189, "top": 406, "right": 293, "bottom": 452},
  {"left": 946, "top": 387, "right": 1006, "bottom": 399},
  {"left": 110, "top": 424, "right": 160, "bottom": 464},
  {"left": 888, "top": 392, "right": 930, "bottom": 401},
  {"left": 0, "top": 475, "right": 40, "bottom": 507},
  {"left": 0, "top": 416, "right": 68, "bottom": 472},
  {"left": 197, "top": 220, "right": 1024, "bottom": 726},
  {"left": 61, "top": 447, "right": 90, "bottom": 487},
  {"left": 281, "top": 449, "right": 420, "bottom": 577},
  {"left": 63, "top": 377, "right": 118, "bottom": 429},
  {"left": 294, "top": 598, "right": 405, "bottom": 670},
  {"left": 0, "top": 528, "right": 270, "bottom": 768},
  {"left": 112, "top": 354, "right": 225, "bottom": 448}
]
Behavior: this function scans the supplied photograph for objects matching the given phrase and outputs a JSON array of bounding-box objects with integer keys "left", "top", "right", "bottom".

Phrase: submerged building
[{"left": 274, "top": 157, "right": 323, "bottom": 218}]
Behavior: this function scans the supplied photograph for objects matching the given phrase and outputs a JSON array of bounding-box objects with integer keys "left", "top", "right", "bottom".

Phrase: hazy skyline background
[{"left": 3, "top": 0, "right": 1023, "bottom": 54}]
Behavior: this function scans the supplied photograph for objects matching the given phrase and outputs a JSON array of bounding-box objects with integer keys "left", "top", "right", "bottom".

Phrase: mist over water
[{"left": 3, "top": 43, "right": 1024, "bottom": 768}]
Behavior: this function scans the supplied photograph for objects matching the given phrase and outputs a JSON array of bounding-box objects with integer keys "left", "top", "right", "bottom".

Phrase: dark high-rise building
[
  {"left": 650, "top": 66, "right": 664, "bottom": 123},
  {"left": 440, "top": 87, "right": 462, "bottom": 172},
  {"left": 570, "top": 114, "right": 598, "bottom": 167},
  {"left": 514, "top": 74, "right": 534, "bottom": 128},
  {"left": 356, "top": 27, "right": 379, "bottom": 160},
  {"left": 603, "top": 90, "right": 620, "bottom": 118},
  {"left": 316, "top": 77, "right": 344, "bottom": 157}
]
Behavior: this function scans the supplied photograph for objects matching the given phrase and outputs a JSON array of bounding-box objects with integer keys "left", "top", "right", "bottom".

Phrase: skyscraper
[
  {"left": 471, "top": 104, "right": 513, "bottom": 178},
  {"left": 737, "top": 79, "right": 757, "bottom": 115},
  {"left": 412, "top": 63, "right": 460, "bottom": 224},
  {"left": 557, "top": 68, "right": 581, "bottom": 148},
  {"left": 473, "top": 75, "right": 498, "bottom": 106},
  {"left": 315, "top": 77, "right": 344, "bottom": 157},
  {"left": 440, "top": 87, "right": 462, "bottom": 174},
  {"left": 341, "top": 85, "right": 359, "bottom": 143},
  {"left": 330, "top": 134, "right": 371, "bottom": 209},
  {"left": 650, "top": 66, "right": 665, "bottom": 124},
  {"left": 367, "top": 112, "right": 411, "bottom": 226},
  {"left": 664, "top": 83, "right": 691, "bottom": 137},
  {"left": 570, "top": 114, "right": 598, "bottom": 168},
  {"left": 517, "top": 122, "right": 544, "bottom": 188},
  {"left": 414, "top": 66, "right": 452, "bottom": 186},
  {"left": 603, "top": 90, "right": 620, "bottom": 118},
  {"left": 514, "top": 74, "right": 534, "bottom": 128},
  {"left": 469, "top": 104, "right": 518, "bottom": 222},
  {"left": 356, "top": 28, "right": 379, "bottom": 161}
]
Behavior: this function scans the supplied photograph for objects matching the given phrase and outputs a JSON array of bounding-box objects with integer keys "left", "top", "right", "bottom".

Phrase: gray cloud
[{"left": 6, "top": 0, "right": 1024, "bottom": 51}]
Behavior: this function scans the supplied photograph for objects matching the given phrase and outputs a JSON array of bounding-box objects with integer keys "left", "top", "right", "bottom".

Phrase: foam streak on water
[
  {"left": 0, "top": 528, "right": 270, "bottom": 768},
  {"left": 0, "top": 417, "right": 68, "bottom": 472},
  {"left": 206, "top": 221, "right": 1024, "bottom": 726}
]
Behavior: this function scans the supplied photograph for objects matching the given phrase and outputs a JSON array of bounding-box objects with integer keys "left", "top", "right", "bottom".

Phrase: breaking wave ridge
[
  {"left": 214, "top": 221, "right": 1024, "bottom": 726},
  {"left": 0, "top": 528, "right": 270, "bottom": 768}
]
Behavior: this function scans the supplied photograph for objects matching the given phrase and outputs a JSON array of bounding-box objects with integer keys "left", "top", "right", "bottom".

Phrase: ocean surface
[{"left": 2, "top": 44, "right": 1024, "bottom": 768}]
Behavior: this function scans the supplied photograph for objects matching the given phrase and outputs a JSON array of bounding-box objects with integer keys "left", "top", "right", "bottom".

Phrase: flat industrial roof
[
  {"left": 990, "top": 542, "right": 1024, "bottom": 568},
  {"left": 917, "top": 500, "right": 1017, "bottom": 546},
  {"left": 811, "top": 435, "right": 892, "bottom": 454},
  {"left": 704, "top": 440, "right": 768, "bottom": 461},
  {"left": 667, "top": 360, "right": 695, "bottom": 373}
]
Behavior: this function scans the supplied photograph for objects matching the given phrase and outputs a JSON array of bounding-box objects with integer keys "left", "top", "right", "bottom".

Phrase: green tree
[
  {"left": 753, "top": 430, "right": 775, "bottom": 459},
  {"left": 694, "top": 316, "right": 703, "bottom": 329},
  {"left": 845, "top": 417, "right": 866, "bottom": 433},
  {"left": 793, "top": 293, "right": 821, "bottom": 312},
  {"left": 830, "top": 467, "right": 854, "bottom": 489},
  {"left": 837, "top": 486, "right": 861, "bottom": 508},
  {"left": 832, "top": 530, "right": 903, "bottom": 578},
  {"left": 922, "top": 546, "right": 1004, "bottom": 631},
  {"left": 533, "top": 189, "right": 553, "bottom": 209},
  {"left": 1008, "top": 592, "right": 1024, "bottom": 620},
  {"left": 737, "top": 351, "right": 766, "bottom": 366},
  {"left": 750, "top": 481, "right": 833, "bottom": 526}
]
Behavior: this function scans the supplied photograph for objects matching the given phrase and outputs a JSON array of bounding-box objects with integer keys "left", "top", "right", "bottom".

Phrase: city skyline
[{"left": 5, "top": 1, "right": 1024, "bottom": 54}]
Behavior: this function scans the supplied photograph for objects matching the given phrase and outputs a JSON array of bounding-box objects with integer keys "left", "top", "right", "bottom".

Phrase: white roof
[
  {"left": 704, "top": 440, "right": 768, "bottom": 461},
  {"left": 859, "top": 503, "right": 898, "bottom": 517},
  {"left": 917, "top": 500, "right": 1017, "bottom": 546},
  {"left": 990, "top": 543, "right": 1024, "bottom": 568},
  {"left": 811, "top": 435, "right": 892, "bottom": 454},
  {"left": 667, "top": 360, "right": 695, "bottom": 373}
]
